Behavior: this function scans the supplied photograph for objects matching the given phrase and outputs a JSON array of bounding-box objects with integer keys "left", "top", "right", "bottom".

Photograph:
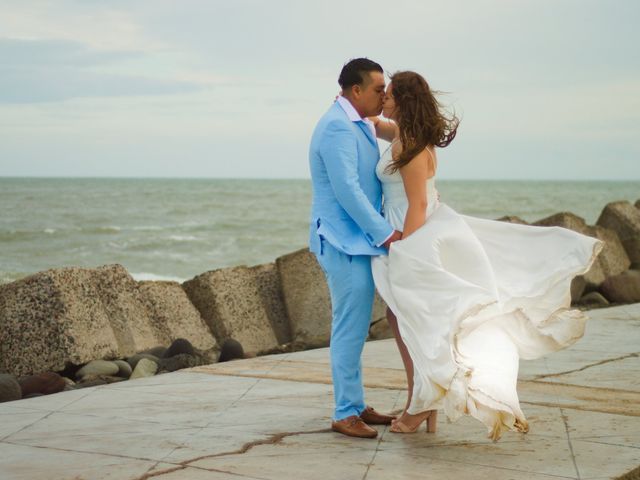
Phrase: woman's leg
[
  {"left": 387, "top": 306, "right": 438, "bottom": 433},
  {"left": 386, "top": 307, "right": 414, "bottom": 411}
]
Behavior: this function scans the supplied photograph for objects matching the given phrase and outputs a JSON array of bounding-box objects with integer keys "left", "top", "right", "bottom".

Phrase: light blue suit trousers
[{"left": 308, "top": 102, "right": 393, "bottom": 420}]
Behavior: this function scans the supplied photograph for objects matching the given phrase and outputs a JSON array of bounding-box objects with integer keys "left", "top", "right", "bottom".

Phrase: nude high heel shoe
[{"left": 389, "top": 409, "right": 438, "bottom": 434}]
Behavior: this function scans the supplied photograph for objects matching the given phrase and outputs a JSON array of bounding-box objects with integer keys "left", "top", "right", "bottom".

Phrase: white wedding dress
[{"left": 371, "top": 142, "right": 603, "bottom": 440}]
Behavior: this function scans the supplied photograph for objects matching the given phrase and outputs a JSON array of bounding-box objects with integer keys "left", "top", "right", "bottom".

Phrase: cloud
[
  {"left": 0, "top": 37, "right": 142, "bottom": 66},
  {"left": 0, "top": 38, "right": 204, "bottom": 103},
  {"left": 0, "top": 1, "right": 162, "bottom": 51},
  {"left": 0, "top": 0, "right": 638, "bottom": 179}
]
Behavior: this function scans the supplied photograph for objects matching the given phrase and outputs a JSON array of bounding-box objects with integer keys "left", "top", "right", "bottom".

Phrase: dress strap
[{"left": 425, "top": 146, "right": 438, "bottom": 173}]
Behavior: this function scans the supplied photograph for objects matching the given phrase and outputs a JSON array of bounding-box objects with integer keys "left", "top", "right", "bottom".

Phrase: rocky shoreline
[{"left": 1, "top": 199, "right": 639, "bottom": 403}]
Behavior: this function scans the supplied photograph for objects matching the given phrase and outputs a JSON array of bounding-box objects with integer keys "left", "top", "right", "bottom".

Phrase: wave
[
  {"left": 130, "top": 272, "right": 188, "bottom": 283},
  {"left": 168, "top": 234, "right": 198, "bottom": 242},
  {"left": 0, "top": 225, "right": 121, "bottom": 239},
  {"left": 92, "top": 226, "right": 122, "bottom": 233}
]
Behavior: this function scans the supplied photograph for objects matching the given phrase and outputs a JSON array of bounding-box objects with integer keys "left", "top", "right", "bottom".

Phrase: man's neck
[{"left": 340, "top": 94, "right": 365, "bottom": 119}]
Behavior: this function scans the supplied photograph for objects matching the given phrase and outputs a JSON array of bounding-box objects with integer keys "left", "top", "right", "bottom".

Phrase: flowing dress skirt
[{"left": 372, "top": 203, "right": 603, "bottom": 440}]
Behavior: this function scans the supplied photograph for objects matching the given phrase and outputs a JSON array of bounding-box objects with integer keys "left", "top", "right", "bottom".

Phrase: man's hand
[{"left": 382, "top": 230, "right": 402, "bottom": 249}]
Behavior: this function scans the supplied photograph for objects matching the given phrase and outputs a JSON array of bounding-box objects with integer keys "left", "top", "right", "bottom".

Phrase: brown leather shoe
[
  {"left": 360, "top": 405, "right": 397, "bottom": 425},
  {"left": 331, "top": 415, "right": 378, "bottom": 438}
]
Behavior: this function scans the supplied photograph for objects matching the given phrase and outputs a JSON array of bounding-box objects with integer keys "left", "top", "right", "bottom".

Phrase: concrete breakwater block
[
  {"left": 0, "top": 264, "right": 162, "bottom": 377},
  {"left": 597, "top": 200, "right": 640, "bottom": 265},
  {"left": 138, "top": 280, "right": 218, "bottom": 353},
  {"left": 600, "top": 270, "right": 640, "bottom": 304},
  {"left": 250, "top": 263, "right": 292, "bottom": 345},
  {"left": 276, "top": 248, "right": 332, "bottom": 349},
  {"left": 182, "top": 266, "right": 279, "bottom": 355},
  {"left": 534, "top": 212, "right": 630, "bottom": 288},
  {"left": 276, "top": 248, "right": 385, "bottom": 349},
  {"left": 584, "top": 225, "right": 632, "bottom": 286}
]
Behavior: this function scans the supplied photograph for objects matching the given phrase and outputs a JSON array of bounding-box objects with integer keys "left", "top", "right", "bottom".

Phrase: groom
[{"left": 309, "top": 58, "right": 401, "bottom": 438}]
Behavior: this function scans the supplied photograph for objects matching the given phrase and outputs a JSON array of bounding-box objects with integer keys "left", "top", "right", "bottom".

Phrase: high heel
[
  {"left": 426, "top": 409, "right": 437, "bottom": 433},
  {"left": 389, "top": 409, "right": 437, "bottom": 434}
]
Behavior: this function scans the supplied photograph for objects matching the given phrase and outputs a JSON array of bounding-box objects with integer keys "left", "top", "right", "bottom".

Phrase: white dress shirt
[{"left": 336, "top": 96, "right": 394, "bottom": 247}]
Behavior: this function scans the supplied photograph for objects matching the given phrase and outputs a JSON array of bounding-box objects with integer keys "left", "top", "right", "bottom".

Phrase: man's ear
[{"left": 352, "top": 84, "right": 362, "bottom": 98}]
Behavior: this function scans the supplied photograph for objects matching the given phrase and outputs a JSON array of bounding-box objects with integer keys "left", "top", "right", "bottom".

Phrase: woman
[{"left": 370, "top": 71, "right": 603, "bottom": 440}]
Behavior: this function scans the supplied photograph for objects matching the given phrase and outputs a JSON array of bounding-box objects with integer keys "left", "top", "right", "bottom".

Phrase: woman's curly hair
[{"left": 386, "top": 71, "right": 459, "bottom": 174}]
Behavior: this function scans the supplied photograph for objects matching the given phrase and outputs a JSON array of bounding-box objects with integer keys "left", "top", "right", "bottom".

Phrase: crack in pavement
[
  {"left": 560, "top": 407, "right": 581, "bottom": 480},
  {"left": 140, "top": 354, "right": 296, "bottom": 478},
  {"left": 133, "top": 428, "right": 332, "bottom": 480},
  {"left": 362, "top": 390, "right": 403, "bottom": 480},
  {"left": 532, "top": 353, "right": 639, "bottom": 381}
]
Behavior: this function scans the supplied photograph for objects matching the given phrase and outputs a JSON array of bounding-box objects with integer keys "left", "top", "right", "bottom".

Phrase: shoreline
[{"left": 0, "top": 198, "right": 639, "bottom": 402}]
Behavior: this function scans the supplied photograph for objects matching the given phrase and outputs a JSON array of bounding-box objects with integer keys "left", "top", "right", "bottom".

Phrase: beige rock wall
[
  {"left": 276, "top": 248, "right": 386, "bottom": 349},
  {"left": 183, "top": 266, "right": 279, "bottom": 355},
  {"left": 534, "top": 212, "right": 630, "bottom": 288},
  {"left": 138, "top": 280, "right": 219, "bottom": 353},
  {"left": 0, "top": 265, "right": 161, "bottom": 376},
  {"left": 597, "top": 201, "right": 640, "bottom": 266}
]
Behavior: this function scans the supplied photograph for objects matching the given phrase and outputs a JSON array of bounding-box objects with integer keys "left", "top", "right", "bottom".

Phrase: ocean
[{"left": 1, "top": 177, "right": 638, "bottom": 285}]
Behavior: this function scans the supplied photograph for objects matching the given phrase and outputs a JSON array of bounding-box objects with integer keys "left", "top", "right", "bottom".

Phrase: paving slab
[{"left": 0, "top": 303, "right": 638, "bottom": 479}]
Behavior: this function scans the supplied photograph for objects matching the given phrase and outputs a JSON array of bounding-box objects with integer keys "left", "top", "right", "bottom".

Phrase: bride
[{"left": 370, "top": 71, "right": 604, "bottom": 440}]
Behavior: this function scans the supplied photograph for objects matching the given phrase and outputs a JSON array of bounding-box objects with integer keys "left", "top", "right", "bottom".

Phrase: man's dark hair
[{"left": 338, "top": 58, "right": 383, "bottom": 90}]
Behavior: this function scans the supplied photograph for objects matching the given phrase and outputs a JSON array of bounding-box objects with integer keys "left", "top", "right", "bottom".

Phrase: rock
[
  {"left": 143, "top": 346, "right": 168, "bottom": 358},
  {"left": 259, "top": 343, "right": 294, "bottom": 356},
  {"left": 62, "top": 377, "right": 75, "bottom": 387},
  {"left": 371, "top": 292, "right": 387, "bottom": 324},
  {"left": 276, "top": 248, "right": 384, "bottom": 349},
  {"left": 218, "top": 338, "right": 244, "bottom": 362},
  {"left": 533, "top": 212, "right": 630, "bottom": 289},
  {"left": 276, "top": 248, "right": 331, "bottom": 349},
  {"left": 158, "top": 353, "right": 201, "bottom": 372},
  {"left": 164, "top": 338, "right": 195, "bottom": 358},
  {"left": 0, "top": 374, "right": 21, "bottom": 403},
  {"left": 369, "top": 319, "right": 394, "bottom": 340},
  {"left": 582, "top": 225, "right": 631, "bottom": 288},
  {"left": 577, "top": 292, "right": 610, "bottom": 308},
  {"left": 130, "top": 358, "right": 158, "bottom": 379},
  {"left": 0, "top": 264, "right": 163, "bottom": 377},
  {"left": 77, "top": 374, "right": 125, "bottom": 385},
  {"left": 76, "top": 360, "right": 119, "bottom": 380},
  {"left": 497, "top": 215, "right": 529, "bottom": 225},
  {"left": 113, "top": 360, "right": 132, "bottom": 378},
  {"left": 91, "top": 265, "right": 164, "bottom": 355},
  {"left": 533, "top": 212, "right": 589, "bottom": 232},
  {"left": 18, "top": 372, "right": 65, "bottom": 396},
  {"left": 183, "top": 266, "right": 279, "bottom": 355},
  {"left": 635, "top": 199, "right": 640, "bottom": 210},
  {"left": 138, "top": 280, "right": 218, "bottom": 352},
  {"left": 570, "top": 276, "right": 586, "bottom": 303},
  {"left": 126, "top": 353, "right": 159, "bottom": 370},
  {"left": 597, "top": 201, "right": 640, "bottom": 265},
  {"left": 250, "top": 263, "right": 292, "bottom": 345},
  {"left": 75, "top": 377, "right": 108, "bottom": 389},
  {"left": 23, "top": 393, "right": 45, "bottom": 399},
  {"left": 600, "top": 270, "right": 640, "bottom": 304}
]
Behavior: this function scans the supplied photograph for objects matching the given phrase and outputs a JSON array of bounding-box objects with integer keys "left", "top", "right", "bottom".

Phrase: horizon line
[{"left": 1, "top": 175, "right": 640, "bottom": 182}]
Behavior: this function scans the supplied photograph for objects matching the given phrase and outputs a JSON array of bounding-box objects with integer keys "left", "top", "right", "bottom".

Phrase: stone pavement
[{"left": 0, "top": 304, "right": 639, "bottom": 480}]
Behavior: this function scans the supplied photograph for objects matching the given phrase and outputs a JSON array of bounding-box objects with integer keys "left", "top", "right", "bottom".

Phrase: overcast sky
[{"left": 0, "top": 0, "right": 638, "bottom": 180}]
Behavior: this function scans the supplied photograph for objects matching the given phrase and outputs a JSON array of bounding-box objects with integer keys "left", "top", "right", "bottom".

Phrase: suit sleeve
[{"left": 319, "top": 119, "right": 394, "bottom": 247}]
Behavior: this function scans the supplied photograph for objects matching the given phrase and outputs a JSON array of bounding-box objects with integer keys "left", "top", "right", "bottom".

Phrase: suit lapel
[
  {"left": 332, "top": 100, "right": 377, "bottom": 147},
  {"left": 355, "top": 120, "right": 377, "bottom": 147}
]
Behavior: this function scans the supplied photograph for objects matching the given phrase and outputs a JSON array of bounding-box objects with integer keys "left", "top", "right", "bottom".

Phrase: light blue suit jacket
[{"left": 309, "top": 102, "right": 393, "bottom": 256}]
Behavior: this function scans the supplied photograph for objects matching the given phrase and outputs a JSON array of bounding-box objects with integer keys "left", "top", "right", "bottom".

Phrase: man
[{"left": 308, "top": 58, "right": 402, "bottom": 438}]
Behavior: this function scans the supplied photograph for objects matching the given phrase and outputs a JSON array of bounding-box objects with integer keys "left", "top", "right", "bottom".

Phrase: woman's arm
[
  {"left": 368, "top": 116, "right": 399, "bottom": 142},
  {"left": 399, "top": 149, "right": 431, "bottom": 239}
]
